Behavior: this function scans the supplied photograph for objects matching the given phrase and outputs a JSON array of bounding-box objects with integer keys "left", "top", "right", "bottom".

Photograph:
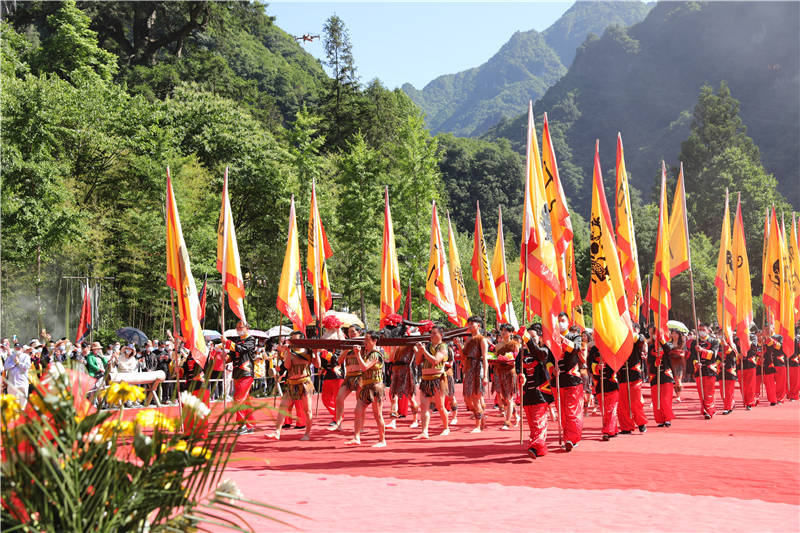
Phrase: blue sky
[{"left": 267, "top": 2, "right": 573, "bottom": 89}]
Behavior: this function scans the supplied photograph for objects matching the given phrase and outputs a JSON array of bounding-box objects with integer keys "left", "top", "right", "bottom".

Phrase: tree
[
  {"left": 34, "top": 0, "right": 118, "bottom": 82},
  {"left": 321, "top": 14, "right": 360, "bottom": 149},
  {"left": 333, "top": 134, "right": 384, "bottom": 321},
  {"left": 677, "top": 82, "right": 792, "bottom": 294}
]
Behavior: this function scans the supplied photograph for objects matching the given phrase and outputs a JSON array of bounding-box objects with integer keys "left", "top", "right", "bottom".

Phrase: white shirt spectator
[{"left": 4, "top": 347, "right": 32, "bottom": 407}]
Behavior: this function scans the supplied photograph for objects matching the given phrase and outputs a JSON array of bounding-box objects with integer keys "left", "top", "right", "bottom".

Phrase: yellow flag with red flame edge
[
  {"left": 491, "top": 205, "right": 518, "bottom": 327},
  {"left": 615, "top": 133, "right": 644, "bottom": 320},
  {"left": 277, "top": 197, "right": 312, "bottom": 332},
  {"left": 650, "top": 162, "right": 672, "bottom": 340},
  {"left": 447, "top": 213, "right": 472, "bottom": 325},
  {"left": 307, "top": 180, "right": 333, "bottom": 318},
  {"left": 471, "top": 201, "right": 501, "bottom": 316},
  {"left": 777, "top": 215, "right": 795, "bottom": 357},
  {"left": 731, "top": 194, "right": 753, "bottom": 354},
  {"left": 763, "top": 208, "right": 782, "bottom": 323},
  {"left": 714, "top": 190, "right": 736, "bottom": 345},
  {"left": 380, "top": 187, "right": 402, "bottom": 328},
  {"left": 216, "top": 167, "right": 247, "bottom": 322},
  {"left": 519, "top": 102, "right": 561, "bottom": 359},
  {"left": 587, "top": 141, "right": 633, "bottom": 372},
  {"left": 789, "top": 213, "right": 800, "bottom": 316},
  {"left": 426, "top": 201, "right": 458, "bottom": 324},
  {"left": 668, "top": 163, "right": 691, "bottom": 277},
  {"left": 166, "top": 168, "right": 208, "bottom": 366}
]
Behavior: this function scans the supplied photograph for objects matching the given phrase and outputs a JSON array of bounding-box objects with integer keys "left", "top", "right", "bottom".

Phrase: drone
[{"left": 294, "top": 34, "right": 320, "bottom": 43}]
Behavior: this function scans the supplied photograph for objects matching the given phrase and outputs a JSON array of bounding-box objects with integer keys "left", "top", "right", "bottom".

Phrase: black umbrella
[{"left": 116, "top": 327, "right": 149, "bottom": 346}]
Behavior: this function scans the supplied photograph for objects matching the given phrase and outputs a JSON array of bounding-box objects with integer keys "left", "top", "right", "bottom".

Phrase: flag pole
[{"left": 657, "top": 285, "right": 662, "bottom": 413}]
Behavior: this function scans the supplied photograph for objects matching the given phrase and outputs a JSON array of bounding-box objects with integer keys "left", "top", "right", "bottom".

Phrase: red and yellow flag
[
  {"left": 777, "top": 215, "right": 796, "bottom": 357},
  {"left": 763, "top": 208, "right": 782, "bottom": 323},
  {"left": 650, "top": 162, "right": 671, "bottom": 340},
  {"left": 380, "top": 187, "right": 402, "bottom": 328},
  {"left": 788, "top": 212, "right": 800, "bottom": 316},
  {"left": 447, "top": 213, "right": 472, "bottom": 325},
  {"left": 519, "top": 101, "right": 561, "bottom": 358},
  {"left": 491, "top": 205, "right": 518, "bottom": 328},
  {"left": 541, "top": 113, "right": 573, "bottom": 256},
  {"left": 614, "top": 133, "right": 643, "bottom": 319},
  {"left": 277, "top": 196, "right": 312, "bottom": 332},
  {"left": 217, "top": 167, "right": 247, "bottom": 322},
  {"left": 714, "top": 190, "right": 735, "bottom": 345},
  {"left": 587, "top": 140, "right": 633, "bottom": 372},
  {"left": 563, "top": 240, "right": 585, "bottom": 329},
  {"left": 471, "top": 201, "right": 501, "bottom": 316},
  {"left": 307, "top": 180, "right": 333, "bottom": 318},
  {"left": 762, "top": 208, "right": 770, "bottom": 301},
  {"left": 668, "top": 162, "right": 691, "bottom": 277},
  {"left": 732, "top": 193, "right": 753, "bottom": 355},
  {"left": 425, "top": 201, "right": 458, "bottom": 324},
  {"left": 166, "top": 168, "right": 208, "bottom": 366},
  {"left": 75, "top": 284, "right": 92, "bottom": 345}
]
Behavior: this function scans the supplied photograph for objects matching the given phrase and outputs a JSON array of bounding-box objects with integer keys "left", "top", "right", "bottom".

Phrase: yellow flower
[
  {"left": 97, "top": 419, "right": 135, "bottom": 441},
  {"left": 0, "top": 394, "right": 21, "bottom": 423},
  {"left": 135, "top": 410, "right": 178, "bottom": 432},
  {"left": 190, "top": 446, "right": 212, "bottom": 460},
  {"left": 173, "top": 440, "right": 188, "bottom": 452},
  {"left": 101, "top": 382, "right": 146, "bottom": 406}
]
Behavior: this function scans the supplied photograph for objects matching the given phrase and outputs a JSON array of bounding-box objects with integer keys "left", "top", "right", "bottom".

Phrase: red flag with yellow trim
[
  {"left": 587, "top": 140, "right": 633, "bottom": 372},
  {"left": 166, "top": 168, "right": 208, "bottom": 366},
  {"left": 380, "top": 187, "right": 402, "bottom": 328}
]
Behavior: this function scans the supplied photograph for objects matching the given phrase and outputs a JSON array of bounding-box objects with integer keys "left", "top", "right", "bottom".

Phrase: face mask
[
  {"left": 559, "top": 321, "right": 569, "bottom": 332},
  {"left": 699, "top": 331, "right": 708, "bottom": 339}
]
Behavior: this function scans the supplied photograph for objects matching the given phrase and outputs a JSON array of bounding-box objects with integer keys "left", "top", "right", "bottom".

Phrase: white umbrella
[
  {"left": 223, "top": 328, "right": 269, "bottom": 339},
  {"left": 265, "top": 325, "right": 293, "bottom": 338},
  {"left": 324, "top": 310, "right": 365, "bottom": 328}
]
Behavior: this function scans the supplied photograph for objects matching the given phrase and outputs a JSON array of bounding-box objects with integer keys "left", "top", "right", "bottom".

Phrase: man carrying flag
[{"left": 584, "top": 140, "right": 634, "bottom": 447}]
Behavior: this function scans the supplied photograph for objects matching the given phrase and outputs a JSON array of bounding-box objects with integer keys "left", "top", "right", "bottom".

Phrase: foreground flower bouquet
[{"left": 0, "top": 365, "right": 297, "bottom": 532}]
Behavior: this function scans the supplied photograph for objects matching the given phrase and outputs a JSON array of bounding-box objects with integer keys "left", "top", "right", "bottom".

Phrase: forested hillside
[
  {"left": 486, "top": 1, "right": 799, "bottom": 211},
  {"left": 403, "top": 1, "right": 652, "bottom": 137}
]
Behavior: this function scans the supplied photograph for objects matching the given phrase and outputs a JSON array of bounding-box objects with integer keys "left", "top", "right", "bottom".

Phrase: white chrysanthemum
[
  {"left": 179, "top": 391, "right": 211, "bottom": 419},
  {"left": 216, "top": 479, "right": 243, "bottom": 500}
]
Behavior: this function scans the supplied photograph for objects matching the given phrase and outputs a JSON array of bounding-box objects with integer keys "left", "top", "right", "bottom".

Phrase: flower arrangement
[{"left": 0, "top": 364, "right": 297, "bottom": 532}]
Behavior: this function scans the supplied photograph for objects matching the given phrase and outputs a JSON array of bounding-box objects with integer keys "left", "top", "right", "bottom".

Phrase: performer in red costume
[
  {"left": 226, "top": 321, "right": 257, "bottom": 434},
  {"left": 618, "top": 324, "right": 648, "bottom": 434},
  {"left": 552, "top": 312, "right": 584, "bottom": 452},
  {"left": 690, "top": 324, "right": 720, "bottom": 419}
]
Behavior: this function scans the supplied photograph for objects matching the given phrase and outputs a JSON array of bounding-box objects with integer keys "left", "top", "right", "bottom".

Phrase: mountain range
[
  {"left": 484, "top": 1, "right": 800, "bottom": 212},
  {"left": 402, "top": 1, "right": 653, "bottom": 137}
]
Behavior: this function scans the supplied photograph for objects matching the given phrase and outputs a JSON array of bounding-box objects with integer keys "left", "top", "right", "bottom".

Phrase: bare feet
[
  {"left": 412, "top": 432, "right": 430, "bottom": 440},
  {"left": 344, "top": 438, "right": 361, "bottom": 446},
  {"left": 372, "top": 441, "right": 387, "bottom": 448},
  {"left": 439, "top": 428, "right": 450, "bottom": 436},
  {"left": 300, "top": 434, "right": 310, "bottom": 441},
  {"left": 265, "top": 432, "right": 281, "bottom": 441}
]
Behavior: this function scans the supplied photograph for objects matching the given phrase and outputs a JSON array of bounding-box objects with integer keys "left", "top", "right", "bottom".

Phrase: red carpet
[{"left": 154, "top": 384, "right": 800, "bottom": 531}]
